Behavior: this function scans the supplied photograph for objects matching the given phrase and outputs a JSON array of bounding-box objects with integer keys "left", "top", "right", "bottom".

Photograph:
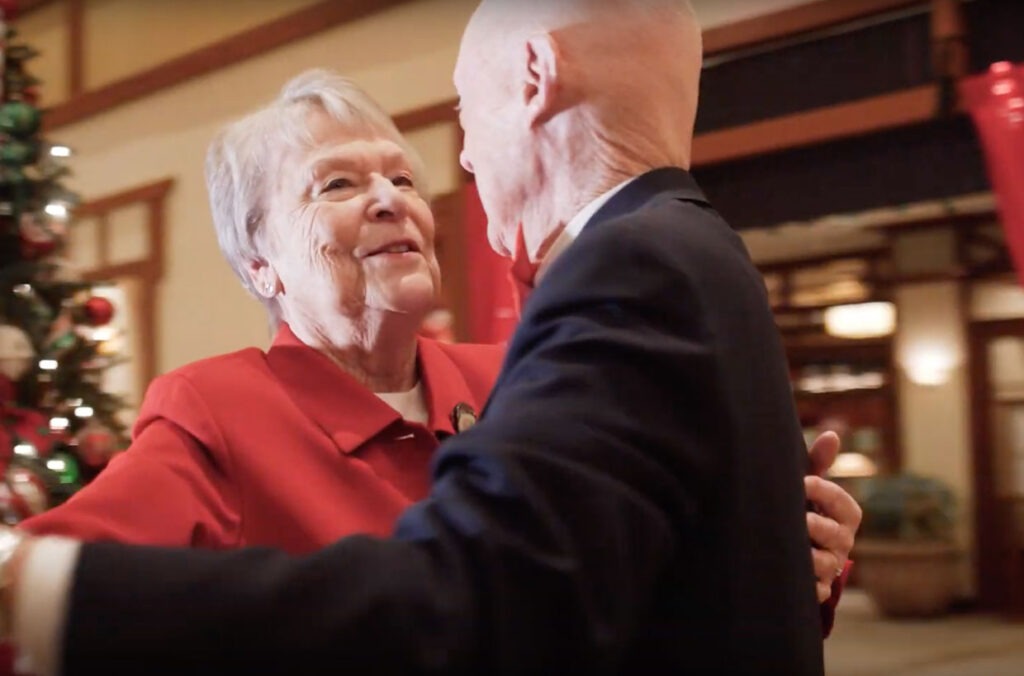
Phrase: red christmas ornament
[
  {"left": 82, "top": 296, "right": 115, "bottom": 326},
  {"left": 0, "top": 0, "right": 19, "bottom": 21},
  {"left": 75, "top": 423, "right": 117, "bottom": 467},
  {"left": 19, "top": 238, "right": 57, "bottom": 260},
  {"left": 21, "top": 88, "right": 40, "bottom": 105},
  {"left": 18, "top": 212, "right": 61, "bottom": 260}
]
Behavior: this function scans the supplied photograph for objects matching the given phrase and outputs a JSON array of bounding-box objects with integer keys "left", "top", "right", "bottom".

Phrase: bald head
[
  {"left": 454, "top": 0, "right": 704, "bottom": 257},
  {"left": 467, "top": 0, "right": 697, "bottom": 43},
  {"left": 460, "top": 0, "right": 703, "bottom": 166}
]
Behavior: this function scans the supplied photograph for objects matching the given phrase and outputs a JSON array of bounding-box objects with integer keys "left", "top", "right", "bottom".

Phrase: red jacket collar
[{"left": 265, "top": 323, "right": 477, "bottom": 453}]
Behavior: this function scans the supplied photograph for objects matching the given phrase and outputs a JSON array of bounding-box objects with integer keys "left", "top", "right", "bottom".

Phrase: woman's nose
[{"left": 367, "top": 175, "right": 408, "bottom": 222}]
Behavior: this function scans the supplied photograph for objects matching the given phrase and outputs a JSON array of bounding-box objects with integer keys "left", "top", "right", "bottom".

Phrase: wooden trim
[
  {"left": 931, "top": 0, "right": 968, "bottom": 80},
  {"left": 81, "top": 260, "right": 152, "bottom": 283},
  {"left": 14, "top": 0, "right": 60, "bottom": 16},
  {"left": 42, "top": 0, "right": 414, "bottom": 131},
  {"left": 758, "top": 247, "right": 888, "bottom": 274},
  {"left": 692, "top": 85, "right": 940, "bottom": 166},
  {"left": 74, "top": 179, "right": 174, "bottom": 218},
  {"left": 96, "top": 214, "right": 109, "bottom": 269},
  {"left": 888, "top": 268, "right": 970, "bottom": 284},
  {"left": 702, "top": 0, "right": 925, "bottom": 56},
  {"left": 67, "top": 0, "right": 84, "bottom": 97},
  {"left": 871, "top": 210, "right": 996, "bottom": 235},
  {"left": 968, "top": 318, "right": 1024, "bottom": 611},
  {"left": 394, "top": 100, "right": 457, "bottom": 133},
  {"left": 76, "top": 178, "right": 174, "bottom": 398}
]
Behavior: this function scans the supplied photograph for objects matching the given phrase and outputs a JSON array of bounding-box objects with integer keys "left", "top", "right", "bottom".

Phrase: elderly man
[{"left": 0, "top": 1, "right": 855, "bottom": 674}]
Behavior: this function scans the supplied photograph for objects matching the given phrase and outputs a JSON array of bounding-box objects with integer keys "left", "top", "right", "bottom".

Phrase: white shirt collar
[
  {"left": 374, "top": 380, "right": 428, "bottom": 425},
  {"left": 535, "top": 177, "right": 635, "bottom": 284}
]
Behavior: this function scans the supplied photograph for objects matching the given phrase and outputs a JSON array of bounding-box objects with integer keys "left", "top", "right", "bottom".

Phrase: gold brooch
[{"left": 449, "top": 402, "right": 477, "bottom": 433}]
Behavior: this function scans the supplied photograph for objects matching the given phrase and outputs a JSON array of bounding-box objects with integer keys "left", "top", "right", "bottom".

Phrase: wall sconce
[
  {"left": 823, "top": 302, "right": 896, "bottom": 339},
  {"left": 902, "top": 346, "right": 958, "bottom": 387}
]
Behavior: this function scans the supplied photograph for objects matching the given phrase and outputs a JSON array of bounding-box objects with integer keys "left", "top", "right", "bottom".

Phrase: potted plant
[{"left": 854, "top": 472, "right": 962, "bottom": 618}]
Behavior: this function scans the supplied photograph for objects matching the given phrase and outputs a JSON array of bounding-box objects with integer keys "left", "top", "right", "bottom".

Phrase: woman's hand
[{"left": 805, "top": 432, "right": 862, "bottom": 602}]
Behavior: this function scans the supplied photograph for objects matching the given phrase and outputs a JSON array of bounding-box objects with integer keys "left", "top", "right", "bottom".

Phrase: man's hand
[{"left": 805, "top": 431, "right": 862, "bottom": 603}]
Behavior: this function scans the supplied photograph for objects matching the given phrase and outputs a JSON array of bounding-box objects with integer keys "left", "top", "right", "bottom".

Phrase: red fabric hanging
[
  {"left": 960, "top": 62, "right": 1024, "bottom": 285},
  {"left": 463, "top": 182, "right": 518, "bottom": 344}
]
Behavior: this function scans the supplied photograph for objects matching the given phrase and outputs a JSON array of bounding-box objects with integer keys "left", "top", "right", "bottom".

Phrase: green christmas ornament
[
  {"left": 0, "top": 139, "right": 39, "bottom": 167},
  {"left": 0, "top": 101, "right": 42, "bottom": 136}
]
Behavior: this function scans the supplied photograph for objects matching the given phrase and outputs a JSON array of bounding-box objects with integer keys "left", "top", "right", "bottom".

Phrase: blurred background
[{"left": 2, "top": 0, "right": 1023, "bottom": 672}]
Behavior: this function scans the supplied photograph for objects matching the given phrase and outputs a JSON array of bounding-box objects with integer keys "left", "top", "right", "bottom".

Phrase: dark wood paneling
[
  {"left": 693, "top": 116, "right": 989, "bottom": 230},
  {"left": 698, "top": 9, "right": 931, "bottom": 134},
  {"left": 702, "top": 0, "right": 926, "bottom": 56},
  {"left": 693, "top": 85, "right": 940, "bottom": 166}
]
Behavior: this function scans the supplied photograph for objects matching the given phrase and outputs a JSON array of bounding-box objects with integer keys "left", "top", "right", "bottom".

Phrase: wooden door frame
[
  {"left": 76, "top": 179, "right": 173, "bottom": 401},
  {"left": 968, "top": 317, "right": 1024, "bottom": 611}
]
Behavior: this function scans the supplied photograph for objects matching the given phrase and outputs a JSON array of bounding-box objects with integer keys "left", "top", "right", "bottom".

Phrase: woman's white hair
[{"left": 205, "top": 68, "right": 428, "bottom": 326}]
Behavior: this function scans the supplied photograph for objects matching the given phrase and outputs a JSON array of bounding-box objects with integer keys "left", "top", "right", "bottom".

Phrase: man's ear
[{"left": 523, "top": 33, "right": 561, "bottom": 127}]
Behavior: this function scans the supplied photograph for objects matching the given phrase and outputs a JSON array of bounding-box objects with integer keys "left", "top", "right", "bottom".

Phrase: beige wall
[
  {"left": 83, "top": 0, "right": 324, "bottom": 89},
  {"left": 33, "top": 0, "right": 476, "bottom": 382},
  {"left": 894, "top": 282, "right": 974, "bottom": 593},
  {"left": 972, "top": 278, "right": 1024, "bottom": 321}
]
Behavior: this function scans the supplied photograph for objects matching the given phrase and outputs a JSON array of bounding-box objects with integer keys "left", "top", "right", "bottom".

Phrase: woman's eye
[
  {"left": 323, "top": 178, "right": 353, "bottom": 192},
  {"left": 392, "top": 175, "right": 414, "bottom": 188}
]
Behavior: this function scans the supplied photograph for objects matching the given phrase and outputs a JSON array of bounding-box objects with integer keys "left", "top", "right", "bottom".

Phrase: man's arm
[{"left": 40, "top": 229, "right": 706, "bottom": 673}]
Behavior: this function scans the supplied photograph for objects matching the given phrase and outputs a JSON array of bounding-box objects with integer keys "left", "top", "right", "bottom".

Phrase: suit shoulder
[
  {"left": 599, "top": 195, "right": 735, "bottom": 249},
  {"left": 583, "top": 195, "right": 754, "bottom": 283}
]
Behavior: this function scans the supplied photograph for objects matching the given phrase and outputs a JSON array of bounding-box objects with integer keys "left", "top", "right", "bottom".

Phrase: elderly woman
[
  {"left": 17, "top": 69, "right": 855, "bottom": 599},
  {"left": 18, "top": 69, "right": 502, "bottom": 553}
]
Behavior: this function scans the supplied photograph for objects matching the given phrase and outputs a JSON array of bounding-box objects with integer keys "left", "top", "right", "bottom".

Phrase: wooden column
[{"left": 931, "top": 0, "right": 968, "bottom": 113}]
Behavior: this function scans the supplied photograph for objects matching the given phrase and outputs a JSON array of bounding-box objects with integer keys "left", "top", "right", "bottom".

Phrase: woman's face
[{"left": 260, "top": 107, "right": 441, "bottom": 330}]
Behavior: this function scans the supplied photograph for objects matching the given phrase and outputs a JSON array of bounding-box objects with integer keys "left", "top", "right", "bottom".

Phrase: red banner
[
  {"left": 960, "top": 62, "right": 1024, "bottom": 286},
  {"left": 463, "top": 182, "right": 518, "bottom": 344}
]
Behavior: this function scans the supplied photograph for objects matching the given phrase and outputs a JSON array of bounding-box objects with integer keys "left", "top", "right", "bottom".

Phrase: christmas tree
[{"left": 0, "top": 1, "right": 128, "bottom": 524}]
